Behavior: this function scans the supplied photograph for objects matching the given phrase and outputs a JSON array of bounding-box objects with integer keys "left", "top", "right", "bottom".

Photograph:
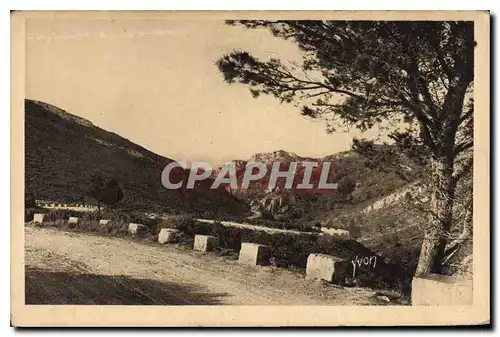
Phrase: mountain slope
[
  {"left": 224, "top": 147, "right": 471, "bottom": 277},
  {"left": 24, "top": 99, "right": 247, "bottom": 215},
  {"left": 214, "top": 148, "right": 427, "bottom": 274}
]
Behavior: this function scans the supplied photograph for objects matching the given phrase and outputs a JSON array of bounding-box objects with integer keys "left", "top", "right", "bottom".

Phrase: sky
[{"left": 25, "top": 15, "right": 382, "bottom": 166}]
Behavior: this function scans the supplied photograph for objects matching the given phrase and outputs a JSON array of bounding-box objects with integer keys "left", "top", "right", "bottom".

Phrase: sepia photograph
[{"left": 10, "top": 10, "right": 490, "bottom": 326}]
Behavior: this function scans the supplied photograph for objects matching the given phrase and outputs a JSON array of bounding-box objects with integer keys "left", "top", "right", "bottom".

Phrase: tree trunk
[
  {"left": 415, "top": 156, "right": 456, "bottom": 276},
  {"left": 445, "top": 203, "right": 472, "bottom": 256}
]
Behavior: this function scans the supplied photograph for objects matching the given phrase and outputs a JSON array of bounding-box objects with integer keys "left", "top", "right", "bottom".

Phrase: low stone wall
[
  {"left": 411, "top": 274, "right": 473, "bottom": 306},
  {"left": 99, "top": 219, "right": 110, "bottom": 225}
]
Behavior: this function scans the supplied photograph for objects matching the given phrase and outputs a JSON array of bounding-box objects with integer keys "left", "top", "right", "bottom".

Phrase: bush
[
  {"left": 100, "top": 209, "right": 159, "bottom": 233},
  {"left": 41, "top": 215, "right": 131, "bottom": 237}
]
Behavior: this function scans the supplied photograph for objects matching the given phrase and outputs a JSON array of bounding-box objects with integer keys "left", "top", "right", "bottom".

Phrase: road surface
[{"left": 25, "top": 226, "right": 382, "bottom": 305}]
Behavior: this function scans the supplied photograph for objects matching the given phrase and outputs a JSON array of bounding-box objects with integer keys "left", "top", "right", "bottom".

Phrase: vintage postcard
[{"left": 11, "top": 11, "right": 490, "bottom": 327}]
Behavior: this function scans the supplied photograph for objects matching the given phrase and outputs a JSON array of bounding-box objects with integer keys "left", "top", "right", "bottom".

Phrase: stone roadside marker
[
  {"left": 128, "top": 223, "right": 148, "bottom": 235},
  {"left": 306, "top": 253, "right": 352, "bottom": 283},
  {"left": 194, "top": 235, "right": 218, "bottom": 252},
  {"left": 411, "top": 274, "right": 473, "bottom": 306},
  {"left": 33, "top": 214, "right": 45, "bottom": 224},
  {"left": 158, "top": 228, "right": 180, "bottom": 244},
  {"left": 238, "top": 242, "right": 270, "bottom": 266}
]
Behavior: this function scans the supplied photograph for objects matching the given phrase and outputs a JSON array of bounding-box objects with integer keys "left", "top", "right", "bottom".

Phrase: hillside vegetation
[
  {"left": 213, "top": 145, "right": 430, "bottom": 275},
  {"left": 219, "top": 144, "right": 424, "bottom": 229},
  {"left": 25, "top": 99, "right": 247, "bottom": 215}
]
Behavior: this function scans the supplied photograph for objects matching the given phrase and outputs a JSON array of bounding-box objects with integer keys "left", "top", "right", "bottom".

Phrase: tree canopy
[
  {"left": 218, "top": 21, "right": 473, "bottom": 158},
  {"left": 87, "top": 174, "right": 124, "bottom": 210}
]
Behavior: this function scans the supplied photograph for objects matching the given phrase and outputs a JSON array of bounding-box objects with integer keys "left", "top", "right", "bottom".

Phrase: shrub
[
  {"left": 157, "top": 214, "right": 196, "bottom": 232},
  {"left": 43, "top": 218, "right": 66, "bottom": 228},
  {"left": 52, "top": 209, "right": 87, "bottom": 220},
  {"left": 81, "top": 212, "right": 102, "bottom": 221},
  {"left": 100, "top": 209, "right": 159, "bottom": 233}
]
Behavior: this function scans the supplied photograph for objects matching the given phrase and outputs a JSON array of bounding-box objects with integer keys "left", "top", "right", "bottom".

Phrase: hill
[
  {"left": 24, "top": 99, "right": 247, "bottom": 215},
  {"left": 213, "top": 146, "right": 428, "bottom": 273}
]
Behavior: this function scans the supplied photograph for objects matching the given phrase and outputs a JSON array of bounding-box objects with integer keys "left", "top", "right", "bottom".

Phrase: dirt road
[{"left": 25, "top": 226, "right": 382, "bottom": 305}]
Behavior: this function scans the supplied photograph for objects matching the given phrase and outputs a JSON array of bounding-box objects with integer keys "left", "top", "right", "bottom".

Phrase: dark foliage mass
[{"left": 87, "top": 174, "right": 124, "bottom": 210}]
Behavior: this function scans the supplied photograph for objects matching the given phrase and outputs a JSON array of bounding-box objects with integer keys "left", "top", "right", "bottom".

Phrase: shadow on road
[{"left": 25, "top": 267, "right": 228, "bottom": 305}]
